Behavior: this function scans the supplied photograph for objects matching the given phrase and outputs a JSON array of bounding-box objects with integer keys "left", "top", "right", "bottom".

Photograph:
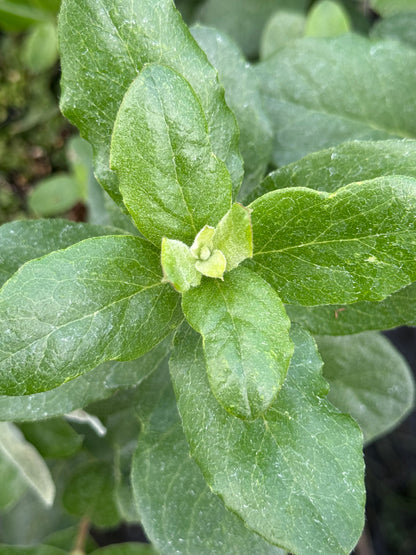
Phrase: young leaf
[
  {"left": 191, "top": 26, "right": 273, "bottom": 199},
  {"left": 111, "top": 64, "right": 232, "bottom": 245},
  {"left": 182, "top": 267, "right": 293, "bottom": 419},
  {"left": 132, "top": 363, "right": 284, "bottom": 554},
  {"left": 161, "top": 238, "right": 202, "bottom": 293},
  {"left": 0, "top": 235, "right": 182, "bottom": 395},
  {"left": 317, "top": 332, "right": 415, "bottom": 443},
  {"left": 170, "top": 323, "right": 365, "bottom": 555},
  {"left": 59, "top": 0, "right": 242, "bottom": 204},
  {"left": 212, "top": 203, "right": 253, "bottom": 271},
  {"left": 304, "top": 0, "right": 351, "bottom": 38},
  {"left": 0, "top": 219, "right": 129, "bottom": 287},
  {"left": 256, "top": 35, "right": 416, "bottom": 166},
  {"left": 260, "top": 11, "right": 306, "bottom": 59},
  {"left": 0, "top": 423, "right": 55, "bottom": 507},
  {"left": 248, "top": 177, "right": 416, "bottom": 305}
]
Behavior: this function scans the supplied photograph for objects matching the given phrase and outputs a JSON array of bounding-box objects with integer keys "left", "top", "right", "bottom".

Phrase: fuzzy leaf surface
[
  {"left": 132, "top": 363, "right": 284, "bottom": 554},
  {"left": 170, "top": 323, "right": 365, "bottom": 555},
  {"left": 0, "top": 235, "right": 181, "bottom": 395},
  {"left": 111, "top": 64, "right": 232, "bottom": 245},
  {"left": 0, "top": 219, "right": 128, "bottom": 287},
  {"left": 256, "top": 35, "right": 416, "bottom": 166},
  {"left": 248, "top": 177, "right": 416, "bottom": 305},
  {"left": 371, "top": 13, "right": 416, "bottom": 49},
  {"left": 182, "top": 267, "right": 293, "bottom": 419},
  {"left": 59, "top": 0, "right": 242, "bottom": 204},
  {"left": 317, "top": 332, "right": 415, "bottom": 443}
]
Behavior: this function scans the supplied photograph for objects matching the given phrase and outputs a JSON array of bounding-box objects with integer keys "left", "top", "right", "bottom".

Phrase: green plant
[{"left": 0, "top": 1, "right": 415, "bottom": 554}]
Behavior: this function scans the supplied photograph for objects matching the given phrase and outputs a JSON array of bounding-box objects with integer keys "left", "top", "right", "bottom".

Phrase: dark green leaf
[
  {"left": 90, "top": 545, "right": 157, "bottom": 555},
  {"left": 63, "top": 461, "right": 120, "bottom": 527},
  {"left": 111, "top": 64, "right": 232, "bottom": 245},
  {"left": 0, "top": 219, "right": 129, "bottom": 287},
  {"left": 170, "top": 323, "right": 365, "bottom": 555},
  {"left": 0, "top": 547, "right": 65, "bottom": 555},
  {"left": 19, "top": 418, "right": 82, "bottom": 458},
  {"left": 0, "top": 1, "right": 52, "bottom": 32},
  {"left": 59, "top": 0, "right": 242, "bottom": 204},
  {"left": 0, "top": 235, "right": 182, "bottom": 395},
  {"left": 191, "top": 26, "right": 273, "bottom": 199},
  {"left": 132, "top": 363, "right": 284, "bottom": 554},
  {"left": 317, "top": 332, "right": 415, "bottom": 443},
  {"left": 256, "top": 35, "right": 416, "bottom": 166},
  {"left": 371, "top": 12, "right": 416, "bottom": 49},
  {"left": 182, "top": 267, "right": 292, "bottom": 419},
  {"left": 248, "top": 177, "right": 416, "bottom": 305}
]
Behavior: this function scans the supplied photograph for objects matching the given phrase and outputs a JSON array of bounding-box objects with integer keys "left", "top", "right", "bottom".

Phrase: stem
[{"left": 70, "top": 516, "right": 90, "bottom": 555}]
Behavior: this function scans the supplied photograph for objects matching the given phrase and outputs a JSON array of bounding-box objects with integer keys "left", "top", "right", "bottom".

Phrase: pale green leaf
[
  {"left": 191, "top": 25, "right": 273, "bottom": 199},
  {"left": 197, "top": 0, "right": 308, "bottom": 58},
  {"left": 182, "top": 267, "right": 293, "bottom": 419},
  {"left": 260, "top": 11, "right": 306, "bottom": 59},
  {"left": 170, "top": 323, "right": 365, "bottom": 555},
  {"left": 248, "top": 177, "right": 416, "bottom": 305},
  {"left": 28, "top": 174, "right": 82, "bottom": 217},
  {"left": 194, "top": 249, "right": 226, "bottom": 279},
  {"left": 0, "top": 219, "right": 128, "bottom": 287},
  {"left": 317, "top": 332, "right": 415, "bottom": 443},
  {"left": 0, "top": 455, "right": 27, "bottom": 510},
  {"left": 251, "top": 139, "right": 416, "bottom": 200},
  {"left": 132, "top": 363, "right": 284, "bottom": 555},
  {"left": 0, "top": 422, "right": 55, "bottom": 507},
  {"left": 370, "top": 0, "right": 416, "bottom": 16},
  {"left": 161, "top": 238, "right": 202, "bottom": 293},
  {"left": 22, "top": 21, "right": 58, "bottom": 73},
  {"left": 256, "top": 35, "right": 416, "bottom": 166},
  {"left": 59, "top": 0, "right": 242, "bottom": 204},
  {"left": 212, "top": 203, "right": 253, "bottom": 271},
  {"left": 304, "top": 0, "right": 351, "bottom": 38},
  {"left": 111, "top": 64, "right": 232, "bottom": 245},
  {"left": 63, "top": 461, "right": 120, "bottom": 527},
  {"left": 0, "top": 337, "right": 172, "bottom": 422},
  {"left": 19, "top": 418, "right": 82, "bottom": 458},
  {"left": 0, "top": 235, "right": 182, "bottom": 395},
  {"left": 371, "top": 12, "right": 416, "bottom": 49}
]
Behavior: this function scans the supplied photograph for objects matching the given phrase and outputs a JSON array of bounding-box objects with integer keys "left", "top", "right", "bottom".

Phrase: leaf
[
  {"left": 0, "top": 338, "right": 172, "bottom": 422},
  {"left": 182, "top": 266, "right": 293, "bottom": 419},
  {"left": 132, "top": 363, "right": 284, "bottom": 555},
  {"left": 197, "top": 0, "right": 308, "bottom": 58},
  {"left": 19, "top": 418, "right": 83, "bottom": 458},
  {"left": 22, "top": 21, "right": 58, "bottom": 73},
  {"left": 0, "top": 422, "right": 55, "bottom": 507},
  {"left": 256, "top": 34, "right": 416, "bottom": 166},
  {"left": 0, "top": 1, "right": 52, "bottom": 32},
  {"left": 370, "top": 0, "right": 416, "bottom": 16},
  {"left": 371, "top": 12, "right": 416, "bottom": 50},
  {"left": 251, "top": 139, "right": 416, "bottom": 200},
  {"left": 0, "top": 455, "right": 27, "bottom": 510},
  {"left": 161, "top": 238, "right": 202, "bottom": 293},
  {"left": 316, "top": 332, "right": 415, "bottom": 444},
  {"left": 59, "top": 0, "right": 242, "bottom": 205},
  {"left": 62, "top": 461, "right": 120, "bottom": 527},
  {"left": 111, "top": 64, "right": 232, "bottom": 245},
  {"left": 304, "top": 0, "right": 351, "bottom": 38},
  {"left": 170, "top": 323, "right": 365, "bottom": 555},
  {"left": 90, "top": 545, "right": 157, "bottom": 555},
  {"left": 0, "top": 547, "right": 65, "bottom": 555},
  {"left": 260, "top": 11, "right": 306, "bottom": 59},
  {"left": 0, "top": 235, "right": 182, "bottom": 395},
  {"left": 191, "top": 26, "right": 273, "bottom": 199},
  {"left": 28, "top": 174, "right": 82, "bottom": 217},
  {"left": 212, "top": 203, "right": 253, "bottom": 271},
  {"left": 248, "top": 177, "right": 416, "bottom": 306}
]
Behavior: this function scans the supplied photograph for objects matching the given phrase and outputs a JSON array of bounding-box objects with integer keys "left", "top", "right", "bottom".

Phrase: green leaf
[
  {"left": 251, "top": 139, "right": 416, "bottom": 200},
  {"left": 371, "top": 12, "right": 416, "bottom": 50},
  {"left": 19, "top": 418, "right": 83, "bottom": 459},
  {"left": 170, "top": 323, "right": 365, "bottom": 555},
  {"left": 0, "top": 422, "right": 55, "bottom": 507},
  {"left": 0, "top": 235, "right": 182, "bottom": 395},
  {"left": 90, "top": 545, "right": 157, "bottom": 555},
  {"left": 248, "top": 177, "right": 416, "bottom": 305},
  {"left": 198, "top": 0, "right": 308, "bottom": 58},
  {"left": 182, "top": 266, "right": 293, "bottom": 419},
  {"left": 370, "top": 0, "right": 416, "bottom": 16},
  {"left": 59, "top": 0, "right": 242, "bottom": 205},
  {"left": 63, "top": 461, "right": 120, "bottom": 527},
  {"left": 161, "top": 238, "right": 202, "bottom": 293},
  {"left": 0, "top": 455, "right": 27, "bottom": 510},
  {"left": 191, "top": 26, "right": 273, "bottom": 199},
  {"left": 22, "top": 21, "right": 58, "bottom": 73},
  {"left": 132, "top": 363, "right": 284, "bottom": 555},
  {"left": 111, "top": 64, "right": 232, "bottom": 245},
  {"left": 260, "top": 11, "right": 306, "bottom": 59},
  {"left": 304, "top": 0, "right": 351, "bottom": 38},
  {"left": 317, "top": 332, "right": 415, "bottom": 443},
  {"left": 0, "top": 219, "right": 129, "bottom": 288},
  {"left": 28, "top": 174, "right": 82, "bottom": 217},
  {"left": 286, "top": 282, "right": 416, "bottom": 335},
  {"left": 0, "top": 338, "right": 169, "bottom": 422},
  {"left": 0, "top": 547, "right": 65, "bottom": 555},
  {"left": 212, "top": 203, "right": 253, "bottom": 271},
  {"left": 0, "top": 1, "right": 52, "bottom": 32},
  {"left": 256, "top": 34, "right": 416, "bottom": 166}
]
